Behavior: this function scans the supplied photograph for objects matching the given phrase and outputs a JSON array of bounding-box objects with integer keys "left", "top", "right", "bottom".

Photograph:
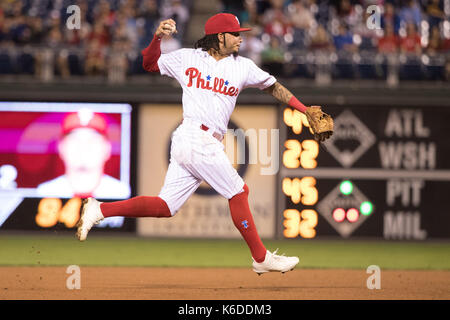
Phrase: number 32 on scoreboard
[{"left": 283, "top": 209, "right": 318, "bottom": 239}]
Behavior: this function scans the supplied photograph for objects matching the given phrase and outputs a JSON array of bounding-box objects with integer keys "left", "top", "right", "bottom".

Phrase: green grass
[{"left": 0, "top": 234, "right": 449, "bottom": 270}]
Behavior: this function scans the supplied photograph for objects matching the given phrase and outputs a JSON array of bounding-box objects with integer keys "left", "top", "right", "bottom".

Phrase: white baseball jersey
[
  {"left": 156, "top": 48, "right": 276, "bottom": 215},
  {"left": 157, "top": 48, "right": 276, "bottom": 135}
]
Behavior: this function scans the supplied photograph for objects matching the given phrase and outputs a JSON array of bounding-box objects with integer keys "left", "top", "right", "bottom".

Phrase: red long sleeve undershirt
[{"left": 142, "top": 34, "right": 162, "bottom": 72}]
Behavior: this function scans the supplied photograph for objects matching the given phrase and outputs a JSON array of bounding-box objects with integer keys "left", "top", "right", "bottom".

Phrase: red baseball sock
[
  {"left": 100, "top": 196, "right": 171, "bottom": 218},
  {"left": 228, "top": 184, "right": 267, "bottom": 263}
]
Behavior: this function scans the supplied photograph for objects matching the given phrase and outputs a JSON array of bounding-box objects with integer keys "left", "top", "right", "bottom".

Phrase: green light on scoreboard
[
  {"left": 337, "top": 180, "right": 374, "bottom": 217},
  {"left": 339, "top": 180, "right": 353, "bottom": 195},
  {"left": 360, "top": 201, "right": 374, "bottom": 216}
]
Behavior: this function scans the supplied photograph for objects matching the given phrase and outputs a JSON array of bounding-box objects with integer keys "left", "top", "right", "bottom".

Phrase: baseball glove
[{"left": 305, "top": 106, "right": 334, "bottom": 142}]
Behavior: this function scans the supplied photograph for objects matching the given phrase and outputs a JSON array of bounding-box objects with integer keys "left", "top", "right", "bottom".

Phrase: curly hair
[
  {"left": 194, "top": 34, "right": 220, "bottom": 52},
  {"left": 194, "top": 33, "right": 239, "bottom": 57}
]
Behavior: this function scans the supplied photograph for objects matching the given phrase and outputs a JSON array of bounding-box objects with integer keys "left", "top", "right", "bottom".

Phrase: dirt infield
[{"left": 0, "top": 267, "right": 449, "bottom": 300}]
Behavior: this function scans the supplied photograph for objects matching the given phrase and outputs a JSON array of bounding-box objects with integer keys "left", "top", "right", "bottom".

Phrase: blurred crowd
[
  {"left": 0, "top": 0, "right": 191, "bottom": 78},
  {"left": 0, "top": 0, "right": 449, "bottom": 81},
  {"left": 229, "top": 0, "right": 450, "bottom": 79}
]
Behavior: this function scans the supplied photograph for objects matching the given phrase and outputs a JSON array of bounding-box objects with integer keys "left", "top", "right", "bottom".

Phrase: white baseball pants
[{"left": 158, "top": 119, "right": 245, "bottom": 215}]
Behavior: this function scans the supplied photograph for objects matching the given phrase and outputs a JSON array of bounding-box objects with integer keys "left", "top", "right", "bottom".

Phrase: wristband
[{"left": 288, "top": 96, "right": 307, "bottom": 113}]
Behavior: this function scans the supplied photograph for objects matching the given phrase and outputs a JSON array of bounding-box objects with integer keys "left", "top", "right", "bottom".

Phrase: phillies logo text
[{"left": 185, "top": 67, "right": 239, "bottom": 97}]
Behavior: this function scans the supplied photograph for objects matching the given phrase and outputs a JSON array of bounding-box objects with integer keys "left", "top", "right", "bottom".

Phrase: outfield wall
[{"left": 0, "top": 83, "right": 449, "bottom": 240}]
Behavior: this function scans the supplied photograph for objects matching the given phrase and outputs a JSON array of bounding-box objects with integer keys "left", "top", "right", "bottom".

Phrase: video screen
[{"left": 0, "top": 102, "right": 133, "bottom": 230}]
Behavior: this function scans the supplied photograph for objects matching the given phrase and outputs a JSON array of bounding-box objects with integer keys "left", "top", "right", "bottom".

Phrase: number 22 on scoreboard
[{"left": 283, "top": 139, "right": 319, "bottom": 169}]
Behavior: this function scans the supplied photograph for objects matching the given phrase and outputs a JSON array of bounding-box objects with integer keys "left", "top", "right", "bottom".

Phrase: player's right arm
[{"left": 141, "top": 19, "right": 177, "bottom": 72}]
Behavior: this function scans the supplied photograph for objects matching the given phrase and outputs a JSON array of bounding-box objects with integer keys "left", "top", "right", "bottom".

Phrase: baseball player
[{"left": 77, "top": 13, "right": 333, "bottom": 275}]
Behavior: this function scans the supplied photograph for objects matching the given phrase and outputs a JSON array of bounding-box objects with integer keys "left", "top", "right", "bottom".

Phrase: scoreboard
[{"left": 277, "top": 105, "right": 450, "bottom": 240}]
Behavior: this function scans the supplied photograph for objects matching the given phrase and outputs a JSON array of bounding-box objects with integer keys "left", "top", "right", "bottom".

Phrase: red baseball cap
[
  {"left": 204, "top": 13, "right": 251, "bottom": 35},
  {"left": 62, "top": 110, "right": 107, "bottom": 136}
]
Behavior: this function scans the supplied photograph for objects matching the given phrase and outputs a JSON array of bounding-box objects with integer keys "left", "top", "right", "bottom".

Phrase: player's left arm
[
  {"left": 263, "top": 82, "right": 308, "bottom": 113},
  {"left": 264, "top": 82, "right": 334, "bottom": 142}
]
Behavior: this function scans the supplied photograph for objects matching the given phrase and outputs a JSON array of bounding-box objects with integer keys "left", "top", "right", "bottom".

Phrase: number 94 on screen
[{"left": 35, "top": 198, "right": 81, "bottom": 228}]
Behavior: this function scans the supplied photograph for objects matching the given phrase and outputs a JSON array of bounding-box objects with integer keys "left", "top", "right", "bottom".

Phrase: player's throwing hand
[{"left": 155, "top": 19, "right": 177, "bottom": 37}]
